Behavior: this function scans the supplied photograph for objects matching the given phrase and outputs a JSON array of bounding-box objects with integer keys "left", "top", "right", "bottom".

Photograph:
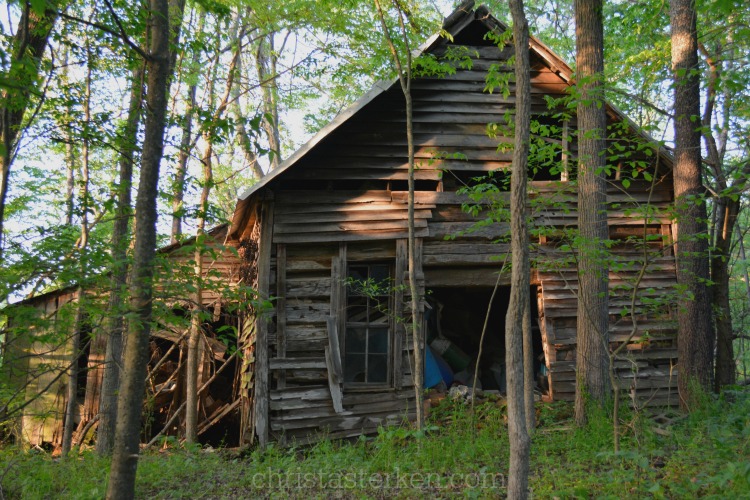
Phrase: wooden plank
[
  {"left": 424, "top": 267, "right": 513, "bottom": 287},
  {"left": 332, "top": 242, "right": 346, "bottom": 343},
  {"left": 431, "top": 44, "right": 513, "bottom": 60},
  {"left": 286, "top": 277, "right": 332, "bottom": 298},
  {"left": 253, "top": 200, "right": 273, "bottom": 448},
  {"left": 291, "top": 169, "right": 441, "bottom": 181},
  {"left": 270, "top": 396, "right": 332, "bottom": 411},
  {"left": 423, "top": 253, "right": 509, "bottom": 266},
  {"left": 270, "top": 407, "right": 412, "bottom": 432},
  {"left": 324, "top": 347, "right": 344, "bottom": 413},
  {"left": 411, "top": 91, "right": 552, "bottom": 105},
  {"left": 286, "top": 259, "right": 332, "bottom": 272},
  {"left": 391, "top": 191, "right": 474, "bottom": 205},
  {"left": 270, "top": 386, "right": 330, "bottom": 401},
  {"left": 393, "top": 239, "right": 407, "bottom": 387},
  {"left": 276, "top": 244, "right": 287, "bottom": 390},
  {"left": 423, "top": 242, "right": 511, "bottom": 255},
  {"left": 277, "top": 201, "right": 423, "bottom": 215},
  {"left": 326, "top": 316, "right": 344, "bottom": 413},
  {"left": 340, "top": 132, "right": 513, "bottom": 149},
  {"left": 427, "top": 221, "right": 510, "bottom": 240},
  {"left": 275, "top": 219, "right": 428, "bottom": 235},
  {"left": 275, "top": 209, "right": 433, "bottom": 225},
  {"left": 326, "top": 317, "right": 343, "bottom": 380},
  {"left": 269, "top": 357, "right": 326, "bottom": 370},
  {"left": 275, "top": 190, "right": 392, "bottom": 205},
  {"left": 347, "top": 241, "right": 397, "bottom": 260},
  {"left": 274, "top": 227, "right": 430, "bottom": 244},
  {"left": 197, "top": 399, "right": 241, "bottom": 437},
  {"left": 329, "top": 145, "right": 515, "bottom": 162},
  {"left": 285, "top": 301, "right": 330, "bottom": 324}
]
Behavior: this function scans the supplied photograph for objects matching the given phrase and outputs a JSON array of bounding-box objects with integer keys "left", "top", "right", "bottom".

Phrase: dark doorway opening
[{"left": 425, "top": 286, "right": 546, "bottom": 395}]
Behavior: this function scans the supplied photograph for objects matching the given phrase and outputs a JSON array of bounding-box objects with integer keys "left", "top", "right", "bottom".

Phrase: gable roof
[
  {"left": 230, "top": 1, "right": 671, "bottom": 236},
  {"left": 236, "top": 1, "right": 571, "bottom": 203}
]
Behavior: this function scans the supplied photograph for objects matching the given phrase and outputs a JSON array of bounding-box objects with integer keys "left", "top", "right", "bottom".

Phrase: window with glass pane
[{"left": 344, "top": 264, "right": 391, "bottom": 385}]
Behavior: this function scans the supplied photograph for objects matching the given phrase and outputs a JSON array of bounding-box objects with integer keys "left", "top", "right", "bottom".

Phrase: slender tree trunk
[
  {"left": 670, "top": 0, "right": 715, "bottom": 408},
  {"left": 700, "top": 43, "right": 736, "bottom": 390},
  {"left": 63, "top": 143, "right": 76, "bottom": 225},
  {"left": 59, "top": 46, "right": 76, "bottom": 226},
  {"left": 106, "top": 0, "right": 177, "bottom": 496},
  {"left": 0, "top": 3, "right": 59, "bottom": 262},
  {"left": 507, "top": 0, "right": 532, "bottom": 496},
  {"left": 61, "top": 47, "right": 93, "bottom": 456},
  {"left": 170, "top": 11, "right": 204, "bottom": 245},
  {"left": 184, "top": 17, "right": 238, "bottom": 442},
  {"left": 171, "top": 83, "right": 196, "bottom": 244},
  {"left": 574, "top": 0, "right": 610, "bottom": 426},
  {"left": 96, "top": 63, "right": 145, "bottom": 456},
  {"left": 185, "top": 142, "right": 212, "bottom": 443},
  {"left": 523, "top": 289, "right": 534, "bottom": 433},
  {"left": 256, "top": 33, "right": 282, "bottom": 169},
  {"left": 737, "top": 224, "right": 750, "bottom": 381},
  {"left": 711, "top": 197, "right": 738, "bottom": 389},
  {"left": 232, "top": 20, "right": 264, "bottom": 180},
  {"left": 373, "top": 0, "right": 423, "bottom": 430}
]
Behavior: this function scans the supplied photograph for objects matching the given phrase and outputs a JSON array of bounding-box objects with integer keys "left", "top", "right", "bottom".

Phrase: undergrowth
[{"left": 1, "top": 389, "right": 749, "bottom": 498}]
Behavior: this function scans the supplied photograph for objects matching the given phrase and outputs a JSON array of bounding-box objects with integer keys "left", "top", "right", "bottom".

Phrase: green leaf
[{"left": 29, "top": 0, "right": 47, "bottom": 15}]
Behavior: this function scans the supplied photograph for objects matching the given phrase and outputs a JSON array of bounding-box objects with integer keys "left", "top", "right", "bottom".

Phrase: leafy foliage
[{"left": 2, "top": 391, "right": 749, "bottom": 497}]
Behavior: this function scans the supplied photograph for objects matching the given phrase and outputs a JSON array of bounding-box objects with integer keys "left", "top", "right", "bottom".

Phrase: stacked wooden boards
[
  {"left": 264, "top": 239, "right": 419, "bottom": 444},
  {"left": 5, "top": 225, "right": 244, "bottom": 447},
  {"left": 4, "top": 290, "right": 78, "bottom": 446}
]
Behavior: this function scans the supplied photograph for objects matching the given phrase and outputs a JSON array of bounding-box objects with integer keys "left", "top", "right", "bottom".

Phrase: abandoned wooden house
[
  {"left": 3, "top": 225, "right": 244, "bottom": 448},
  {"left": 3, "top": 2, "right": 680, "bottom": 449},
  {"left": 228, "top": 3, "right": 679, "bottom": 446}
]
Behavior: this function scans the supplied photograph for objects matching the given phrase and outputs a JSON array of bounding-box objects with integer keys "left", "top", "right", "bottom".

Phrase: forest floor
[{"left": 2, "top": 387, "right": 749, "bottom": 499}]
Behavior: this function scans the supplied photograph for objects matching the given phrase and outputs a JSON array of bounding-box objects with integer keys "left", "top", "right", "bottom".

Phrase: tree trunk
[
  {"left": 170, "top": 11, "right": 204, "bottom": 245},
  {"left": 106, "top": 0, "right": 177, "bottom": 496},
  {"left": 507, "top": 0, "right": 532, "bottom": 496},
  {"left": 574, "top": 0, "right": 610, "bottom": 426},
  {"left": 0, "top": 3, "right": 59, "bottom": 262},
  {"left": 185, "top": 138, "right": 213, "bottom": 444},
  {"left": 62, "top": 47, "right": 93, "bottom": 456},
  {"left": 232, "top": 19, "right": 265, "bottom": 180},
  {"left": 96, "top": 63, "right": 145, "bottom": 456},
  {"left": 711, "top": 196, "right": 738, "bottom": 389},
  {"left": 256, "top": 33, "right": 282, "bottom": 169},
  {"left": 373, "top": 0, "right": 423, "bottom": 430},
  {"left": 736, "top": 223, "right": 750, "bottom": 381},
  {"left": 61, "top": 291, "right": 85, "bottom": 456},
  {"left": 670, "top": 0, "right": 715, "bottom": 408},
  {"left": 58, "top": 45, "right": 76, "bottom": 227},
  {"left": 184, "top": 16, "right": 239, "bottom": 441},
  {"left": 170, "top": 83, "right": 196, "bottom": 245}
]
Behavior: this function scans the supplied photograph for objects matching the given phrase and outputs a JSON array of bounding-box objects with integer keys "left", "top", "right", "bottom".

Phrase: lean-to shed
[
  {"left": 2, "top": 224, "right": 244, "bottom": 448},
  {"left": 229, "top": 2, "right": 680, "bottom": 447}
]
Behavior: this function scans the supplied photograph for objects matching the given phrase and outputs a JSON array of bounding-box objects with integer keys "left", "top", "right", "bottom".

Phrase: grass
[{"left": 1, "top": 388, "right": 749, "bottom": 498}]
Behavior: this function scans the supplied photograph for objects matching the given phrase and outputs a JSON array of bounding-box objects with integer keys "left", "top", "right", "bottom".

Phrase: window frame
[{"left": 342, "top": 261, "right": 394, "bottom": 389}]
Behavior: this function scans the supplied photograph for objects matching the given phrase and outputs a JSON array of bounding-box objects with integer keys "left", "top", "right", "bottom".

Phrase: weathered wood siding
[
  {"left": 3, "top": 290, "right": 78, "bottom": 446},
  {"left": 534, "top": 181, "right": 678, "bottom": 405},
  {"left": 251, "top": 20, "right": 679, "bottom": 443},
  {"left": 6, "top": 225, "right": 244, "bottom": 446},
  {"left": 266, "top": 240, "right": 420, "bottom": 443}
]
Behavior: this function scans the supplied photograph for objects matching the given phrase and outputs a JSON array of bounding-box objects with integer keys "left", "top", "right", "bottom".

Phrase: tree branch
[{"left": 56, "top": 8, "right": 150, "bottom": 61}]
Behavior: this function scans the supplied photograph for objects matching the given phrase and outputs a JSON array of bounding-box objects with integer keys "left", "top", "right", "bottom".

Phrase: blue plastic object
[{"left": 424, "top": 346, "right": 443, "bottom": 388}]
